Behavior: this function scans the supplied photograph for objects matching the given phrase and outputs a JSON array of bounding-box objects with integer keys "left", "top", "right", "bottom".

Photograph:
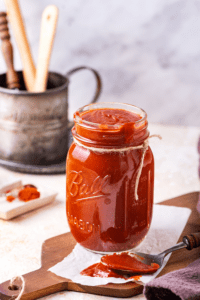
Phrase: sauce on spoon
[{"left": 101, "top": 252, "right": 160, "bottom": 274}]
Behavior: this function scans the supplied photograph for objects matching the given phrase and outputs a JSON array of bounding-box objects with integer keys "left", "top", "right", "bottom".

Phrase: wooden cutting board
[{"left": 0, "top": 191, "right": 199, "bottom": 299}]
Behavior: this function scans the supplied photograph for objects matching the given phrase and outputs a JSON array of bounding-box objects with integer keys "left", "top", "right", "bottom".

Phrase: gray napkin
[
  {"left": 197, "top": 194, "right": 200, "bottom": 214},
  {"left": 143, "top": 258, "right": 200, "bottom": 300},
  {"left": 197, "top": 137, "right": 200, "bottom": 214}
]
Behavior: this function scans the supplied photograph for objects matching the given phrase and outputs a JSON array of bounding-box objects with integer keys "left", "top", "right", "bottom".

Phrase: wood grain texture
[
  {"left": 157, "top": 191, "right": 200, "bottom": 277},
  {"left": 0, "top": 191, "right": 199, "bottom": 299}
]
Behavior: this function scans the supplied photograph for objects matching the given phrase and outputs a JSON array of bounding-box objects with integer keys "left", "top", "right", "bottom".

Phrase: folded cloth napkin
[
  {"left": 197, "top": 137, "right": 200, "bottom": 214},
  {"left": 197, "top": 194, "right": 200, "bottom": 214},
  {"left": 198, "top": 136, "right": 200, "bottom": 179},
  {"left": 143, "top": 258, "right": 200, "bottom": 300}
]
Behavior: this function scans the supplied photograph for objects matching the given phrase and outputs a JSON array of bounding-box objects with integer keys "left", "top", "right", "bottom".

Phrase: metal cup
[{"left": 0, "top": 66, "right": 102, "bottom": 166}]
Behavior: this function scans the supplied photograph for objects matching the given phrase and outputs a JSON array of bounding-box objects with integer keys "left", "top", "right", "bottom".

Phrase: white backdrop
[{"left": 0, "top": 0, "right": 200, "bottom": 126}]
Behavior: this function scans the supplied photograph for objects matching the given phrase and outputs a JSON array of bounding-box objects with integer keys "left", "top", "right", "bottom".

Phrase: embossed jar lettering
[
  {"left": 68, "top": 170, "right": 110, "bottom": 199},
  {"left": 66, "top": 103, "right": 154, "bottom": 253}
]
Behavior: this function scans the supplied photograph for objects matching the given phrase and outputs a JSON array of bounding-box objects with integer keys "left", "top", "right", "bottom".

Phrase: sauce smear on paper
[
  {"left": 80, "top": 262, "right": 125, "bottom": 278},
  {"left": 81, "top": 252, "right": 159, "bottom": 279}
]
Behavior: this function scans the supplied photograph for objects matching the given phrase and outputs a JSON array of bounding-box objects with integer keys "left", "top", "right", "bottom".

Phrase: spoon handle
[
  {"left": 159, "top": 232, "right": 200, "bottom": 258},
  {"left": 33, "top": 5, "right": 58, "bottom": 92},
  {"left": 182, "top": 232, "right": 200, "bottom": 250},
  {"left": 159, "top": 241, "right": 186, "bottom": 258}
]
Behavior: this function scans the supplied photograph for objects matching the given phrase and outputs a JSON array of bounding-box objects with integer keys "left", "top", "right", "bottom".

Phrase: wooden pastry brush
[
  {"left": 4, "top": 0, "right": 36, "bottom": 91},
  {"left": 0, "top": 12, "right": 20, "bottom": 89}
]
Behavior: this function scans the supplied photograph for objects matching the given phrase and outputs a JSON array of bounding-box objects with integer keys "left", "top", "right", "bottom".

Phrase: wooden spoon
[
  {"left": 33, "top": 5, "right": 58, "bottom": 92},
  {"left": 4, "top": 0, "right": 36, "bottom": 91}
]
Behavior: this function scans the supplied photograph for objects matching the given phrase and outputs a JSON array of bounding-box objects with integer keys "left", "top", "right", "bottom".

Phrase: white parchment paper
[{"left": 49, "top": 204, "right": 191, "bottom": 286}]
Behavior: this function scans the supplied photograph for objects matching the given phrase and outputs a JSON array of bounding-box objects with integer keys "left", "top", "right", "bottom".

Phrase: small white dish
[{"left": 0, "top": 181, "right": 57, "bottom": 220}]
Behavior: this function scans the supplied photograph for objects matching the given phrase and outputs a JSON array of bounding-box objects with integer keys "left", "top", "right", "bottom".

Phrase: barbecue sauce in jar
[{"left": 66, "top": 103, "right": 154, "bottom": 253}]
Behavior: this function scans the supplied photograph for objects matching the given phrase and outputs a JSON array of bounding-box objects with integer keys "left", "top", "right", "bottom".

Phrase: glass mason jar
[{"left": 66, "top": 102, "right": 154, "bottom": 253}]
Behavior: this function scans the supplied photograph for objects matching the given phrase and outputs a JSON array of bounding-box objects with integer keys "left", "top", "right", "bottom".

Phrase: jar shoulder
[{"left": 67, "top": 143, "right": 154, "bottom": 169}]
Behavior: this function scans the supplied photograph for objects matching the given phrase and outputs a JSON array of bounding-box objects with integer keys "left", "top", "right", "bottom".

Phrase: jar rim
[{"left": 73, "top": 102, "right": 147, "bottom": 129}]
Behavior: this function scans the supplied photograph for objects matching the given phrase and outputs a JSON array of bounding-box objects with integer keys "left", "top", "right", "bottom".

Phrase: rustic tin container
[{"left": 0, "top": 67, "right": 101, "bottom": 166}]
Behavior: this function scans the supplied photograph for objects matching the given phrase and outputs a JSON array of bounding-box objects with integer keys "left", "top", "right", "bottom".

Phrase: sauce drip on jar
[{"left": 66, "top": 103, "right": 154, "bottom": 253}]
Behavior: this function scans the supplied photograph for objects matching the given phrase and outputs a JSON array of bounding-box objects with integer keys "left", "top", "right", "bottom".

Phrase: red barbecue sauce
[
  {"left": 6, "top": 195, "right": 15, "bottom": 202},
  {"left": 66, "top": 104, "right": 154, "bottom": 253},
  {"left": 6, "top": 184, "right": 40, "bottom": 202},
  {"left": 18, "top": 186, "right": 40, "bottom": 202},
  {"left": 101, "top": 252, "right": 159, "bottom": 274},
  {"left": 80, "top": 252, "right": 160, "bottom": 280},
  {"left": 81, "top": 252, "right": 159, "bottom": 279},
  {"left": 80, "top": 262, "right": 125, "bottom": 278}
]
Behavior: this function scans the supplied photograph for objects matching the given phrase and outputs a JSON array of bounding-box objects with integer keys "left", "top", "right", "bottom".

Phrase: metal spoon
[
  {"left": 133, "top": 232, "right": 200, "bottom": 268},
  {"left": 101, "top": 233, "right": 200, "bottom": 273}
]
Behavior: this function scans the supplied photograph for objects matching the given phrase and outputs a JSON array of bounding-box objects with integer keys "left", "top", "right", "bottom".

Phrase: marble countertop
[
  {"left": 0, "top": 0, "right": 200, "bottom": 127},
  {"left": 0, "top": 123, "right": 199, "bottom": 300}
]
